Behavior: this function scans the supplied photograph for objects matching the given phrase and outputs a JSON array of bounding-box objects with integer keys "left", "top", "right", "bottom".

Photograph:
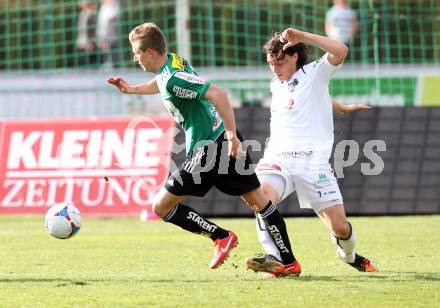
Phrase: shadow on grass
[
  {"left": 288, "top": 275, "right": 339, "bottom": 282},
  {"left": 298, "top": 271, "right": 440, "bottom": 283},
  {"left": 0, "top": 277, "right": 264, "bottom": 284},
  {"left": 0, "top": 278, "right": 90, "bottom": 287},
  {"left": 297, "top": 275, "right": 387, "bottom": 282},
  {"left": 0, "top": 272, "right": 438, "bottom": 284},
  {"left": 386, "top": 271, "right": 440, "bottom": 282}
]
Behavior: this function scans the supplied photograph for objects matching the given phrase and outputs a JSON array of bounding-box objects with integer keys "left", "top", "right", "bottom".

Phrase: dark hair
[
  {"left": 129, "top": 23, "right": 167, "bottom": 55},
  {"left": 263, "top": 31, "right": 310, "bottom": 70}
]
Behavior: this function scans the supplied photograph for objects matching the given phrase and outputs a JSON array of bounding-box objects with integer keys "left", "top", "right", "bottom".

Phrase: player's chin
[{"left": 277, "top": 75, "right": 287, "bottom": 81}]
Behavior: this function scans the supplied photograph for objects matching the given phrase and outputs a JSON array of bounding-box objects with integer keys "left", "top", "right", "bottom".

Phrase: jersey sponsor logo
[
  {"left": 287, "top": 98, "right": 295, "bottom": 110},
  {"left": 287, "top": 79, "right": 299, "bottom": 92},
  {"left": 313, "top": 173, "right": 332, "bottom": 188},
  {"left": 317, "top": 190, "right": 337, "bottom": 198},
  {"left": 174, "top": 72, "right": 206, "bottom": 85},
  {"left": 280, "top": 151, "right": 313, "bottom": 159},
  {"left": 187, "top": 211, "right": 218, "bottom": 233},
  {"left": 172, "top": 85, "right": 197, "bottom": 99},
  {"left": 268, "top": 225, "right": 290, "bottom": 253},
  {"left": 171, "top": 53, "right": 186, "bottom": 71},
  {"left": 256, "top": 163, "right": 282, "bottom": 172}
]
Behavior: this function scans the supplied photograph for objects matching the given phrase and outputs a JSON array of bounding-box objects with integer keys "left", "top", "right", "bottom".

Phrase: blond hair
[{"left": 129, "top": 23, "right": 167, "bottom": 54}]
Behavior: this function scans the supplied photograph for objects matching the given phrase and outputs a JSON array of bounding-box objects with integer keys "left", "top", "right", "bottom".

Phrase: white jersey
[
  {"left": 325, "top": 6, "right": 358, "bottom": 44},
  {"left": 267, "top": 53, "right": 341, "bottom": 156}
]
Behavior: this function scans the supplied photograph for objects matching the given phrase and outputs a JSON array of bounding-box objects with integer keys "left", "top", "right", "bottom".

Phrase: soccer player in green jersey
[{"left": 107, "top": 22, "right": 300, "bottom": 275}]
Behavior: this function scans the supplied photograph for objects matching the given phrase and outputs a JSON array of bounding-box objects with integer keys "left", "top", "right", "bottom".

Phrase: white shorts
[{"left": 256, "top": 151, "right": 343, "bottom": 213}]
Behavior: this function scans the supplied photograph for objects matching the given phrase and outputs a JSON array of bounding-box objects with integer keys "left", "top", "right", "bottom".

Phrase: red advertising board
[{"left": 0, "top": 116, "right": 175, "bottom": 217}]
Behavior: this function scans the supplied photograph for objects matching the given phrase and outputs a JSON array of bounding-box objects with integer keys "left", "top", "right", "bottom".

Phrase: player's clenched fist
[{"left": 280, "top": 28, "right": 306, "bottom": 50}]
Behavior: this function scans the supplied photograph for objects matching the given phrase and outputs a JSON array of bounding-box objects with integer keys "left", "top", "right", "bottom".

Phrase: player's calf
[
  {"left": 331, "top": 222, "right": 378, "bottom": 272},
  {"left": 331, "top": 221, "right": 356, "bottom": 263}
]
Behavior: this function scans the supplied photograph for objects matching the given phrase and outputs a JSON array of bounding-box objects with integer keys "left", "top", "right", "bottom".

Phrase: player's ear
[
  {"left": 144, "top": 48, "right": 154, "bottom": 56},
  {"left": 293, "top": 52, "right": 299, "bottom": 62}
]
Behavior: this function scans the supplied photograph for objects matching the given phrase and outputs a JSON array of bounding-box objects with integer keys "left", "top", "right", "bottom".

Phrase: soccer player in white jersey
[{"left": 245, "top": 28, "right": 378, "bottom": 276}]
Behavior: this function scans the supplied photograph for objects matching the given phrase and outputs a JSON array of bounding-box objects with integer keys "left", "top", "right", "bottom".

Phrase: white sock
[
  {"left": 331, "top": 222, "right": 356, "bottom": 263},
  {"left": 255, "top": 213, "right": 281, "bottom": 261}
]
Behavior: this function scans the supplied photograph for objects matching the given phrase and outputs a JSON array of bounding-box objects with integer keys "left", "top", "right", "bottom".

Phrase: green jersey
[{"left": 155, "top": 52, "right": 224, "bottom": 154}]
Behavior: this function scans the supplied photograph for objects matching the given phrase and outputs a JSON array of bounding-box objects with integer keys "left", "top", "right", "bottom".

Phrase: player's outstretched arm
[
  {"left": 205, "top": 83, "right": 241, "bottom": 158},
  {"left": 107, "top": 77, "right": 159, "bottom": 95},
  {"left": 332, "top": 99, "right": 372, "bottom": 115},
  {"left": 281, "top": 28, "right": 348, "bottom": 66}
]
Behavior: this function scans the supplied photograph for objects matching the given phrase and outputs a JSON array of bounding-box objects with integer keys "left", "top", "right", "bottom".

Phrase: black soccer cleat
[
  {"left": 344, "top": 253, "right": 379, "bottom": 272},
  {"left": 245, "top": 253, "right": 301, "bottom": 277}
]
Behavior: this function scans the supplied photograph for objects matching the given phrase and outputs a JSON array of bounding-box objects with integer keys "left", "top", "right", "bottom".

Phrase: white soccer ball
[{"left": 45, "top": 202, "right": 82, "bottom": 239}]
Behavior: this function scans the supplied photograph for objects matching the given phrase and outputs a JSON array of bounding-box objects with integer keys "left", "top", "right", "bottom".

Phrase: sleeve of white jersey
[{"left": 314, "top": 53, "right": 343, "bottom": 84}]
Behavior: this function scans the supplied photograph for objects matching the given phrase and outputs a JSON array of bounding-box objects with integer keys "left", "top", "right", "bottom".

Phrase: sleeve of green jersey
[{"left": 166, "top": 71, "right": 211, "bottom": 101}]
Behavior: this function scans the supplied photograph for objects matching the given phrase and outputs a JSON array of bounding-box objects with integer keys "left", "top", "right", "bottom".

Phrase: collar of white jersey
[{"left": 279, "top": 68, "right": 304, "bottom": 85}]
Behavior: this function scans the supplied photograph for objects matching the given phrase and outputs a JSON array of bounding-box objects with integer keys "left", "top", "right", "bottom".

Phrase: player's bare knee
[
  {"left": 151, "top": 201, "right": 163, "bottom": 218},
  {"left": 241, "top": 198, "right": 260, "bottom": 212},
  {"left": 241, "top": 188, "right": 268, "bottom": 212},
  {"left": 331, "top": 221, "right": 351, "bottom": 239},
  {"left": 152, "top": 200, "right": 170, "bottom": 218},
  {"left": 261, "top": 186, "right": 270, "bottom": 196}
]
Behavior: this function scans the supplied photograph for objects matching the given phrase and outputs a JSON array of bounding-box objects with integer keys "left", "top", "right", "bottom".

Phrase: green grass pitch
[{"left": 0, "top": 215, "right": 439, "bottom": 307}]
